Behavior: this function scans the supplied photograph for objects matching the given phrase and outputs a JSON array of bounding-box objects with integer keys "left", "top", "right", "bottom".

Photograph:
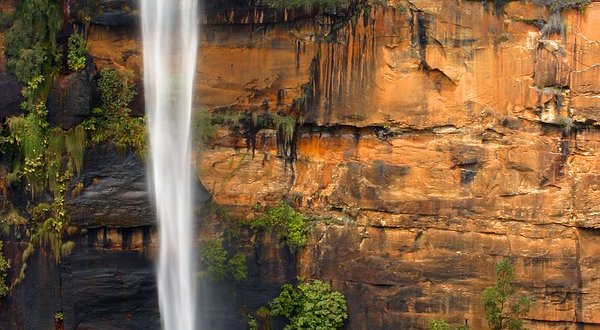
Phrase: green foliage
[
  {"left": 0, "top": 241, "right": 10, "bottom": 297},
  {"left": 83, "top": 68, "right": 147, "bottom": 155},
  {"left": 195, "top": 110, "right": 298, "bottom": 158},
  {"left": 269, "top": 280, "right": 348, "bottom": 330},
  {"left": 264, "top": 0, "right": 349, "bottom": 11},
  {"left": 467, "top": 0, "right": 589, "bottom": 17},
  {"left": 1, "top": 208, "right": 28, "bottom": 229},
  {"left": 8, "top": 45, "right": 46, "bottom": 84},
  {"left": 192, "top": 109, "right": 219, "bottom": 150},
  {"left": 7, "top": 101, "right": 84, "bottom": 201},
  {"left": 3, "top": 33, "right": 48, "bottom": 97},
  {"left": 8, "top": 102, "right": 49, "bottom": 198},
  {"left": 482, "top": 257, "right": 531, "bottom": 330},
  {"left": 66, "top": 125, "right": 85, "bottom": 176},
  {"left": 67, "top": 34, "right": 86, "bottom": 72},
  {"left": 98, "top": 68, "right": 135, "bottom": 113},
  {"left": 0, "top": 0, "right": 83, "bottom": 282},
  {"left": 271, "top": 114, "right": 296, "bottom": 154},
  {"left": 199, "top": 238, "right": 247, "bottom": 282},
  {"left": 535, "top": 0, "right": 590, "bottom": 12},
  {"left": 2, "top": 19, "right": 31, "bottom": 61},
  {"left": 199, "top": 238, "right": 228, "bottom": 280},
  {"left": 248, "top": 314, "right": 258, "bottom": 330},
  {"left": 20, "top": 75, "right": 46, "bottom": 111},
  {"left": 28, "top": 172, "right": 74, "bottom": 263},
  {"left": 228, "top": 252, "right": 248, "bottom": 280},
  {"left": 3, "top": 0, "right": 61, "bottom": 83},
  {"left": 6, "top": 100, "right": 81, "bottom": 263},
  {"left": 249, "top": 201, "right": 308, "bottom": 253},
  {"left": 429, "top": 319, "right": 470, "bottom": 330},
  {"left": 212, "top": 112, "right": 245, "bottom": 126},
  {"left": 14, "top": 0, "right": 62, "bottom": 49},
  {"left": 533, "top": 0, "right": 589, "bottom": 36},
  {"left": 395, "top": 3, "right": 406, "bottom": 13}
]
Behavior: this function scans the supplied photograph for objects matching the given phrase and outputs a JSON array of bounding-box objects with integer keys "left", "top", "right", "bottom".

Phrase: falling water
[{"left": 140, "top": 1, "right": 199, "bottom": 329}]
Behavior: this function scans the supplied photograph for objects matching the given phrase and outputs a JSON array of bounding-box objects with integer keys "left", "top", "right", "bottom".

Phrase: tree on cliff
[
  {"left": 269, "top": 280, "right": 348, "bottom": 330},
  {"left": 429, "top": 319, "right": 469, "bottom": 330},
  {"left": 482, "top": 258, "right": 531, "bottom": 330}
]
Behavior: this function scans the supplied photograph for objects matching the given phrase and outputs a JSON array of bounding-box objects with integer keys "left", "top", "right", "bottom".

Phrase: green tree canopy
[
  {"left": 269, "top": 280, "right": 348, "bottom": 330},
  {"left": 482, "top": 257, "right": 531, "bottom": 330}
]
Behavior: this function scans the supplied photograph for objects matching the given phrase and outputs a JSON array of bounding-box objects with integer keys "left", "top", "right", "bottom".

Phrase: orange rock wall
[
  {"left": 40, "top": 0, "right": 600, "bottom": 328},
  {"left": 192, "top": 1, "right": 600, "bottom": 329}
]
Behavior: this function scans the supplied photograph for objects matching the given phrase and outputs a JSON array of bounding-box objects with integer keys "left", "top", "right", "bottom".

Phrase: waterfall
[{"left": 140, "top": 1, "right": 199, "bottom": 329}]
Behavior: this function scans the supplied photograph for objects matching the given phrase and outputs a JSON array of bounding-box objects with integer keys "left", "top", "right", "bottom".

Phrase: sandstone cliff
[{"left": 1, "top": 0, "right": 600, "bottom": 329}]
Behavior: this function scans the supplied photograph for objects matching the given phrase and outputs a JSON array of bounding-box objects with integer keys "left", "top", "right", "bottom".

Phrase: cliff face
[
  {"left": 196, "top": 1, "right": 600, "bottom": 328},
  {"left": 2, "top": 0, "right": 600, "bottom": 329}
]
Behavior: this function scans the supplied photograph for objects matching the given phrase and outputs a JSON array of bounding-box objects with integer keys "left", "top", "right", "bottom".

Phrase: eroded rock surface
[
  {"left": 0, "top": 228, "right": 160, "bottom": 330},
  {"left": 2, "top": 0, "right": 600, "bottom": 329},
  {"left": 66, "top": 145, "right": 154, "bottom": 228},
  {"left": 192, "top": 1, "right": 600, "bottom": 329},
  {"left": 47, "top": 59, "right": 96, "bottom": 129}
]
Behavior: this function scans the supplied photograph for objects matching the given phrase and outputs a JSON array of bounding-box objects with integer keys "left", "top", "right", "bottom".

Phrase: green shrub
[
  {"left": 7, "top": 44, "right": 46, "bottom": 85},
  {"left": 429, "top": 319, "right": 469, "bottom": 330},
  {"left": 535, "top": 0, "right": 590, "bottom": 12},
  {"left": 199, "top": 238, "right": 228, "bottom": 280},
  {"left": 199, "top": 237, "right": 247, "bottom": 282},
  {"left": 13, "top": 0, "right": 62, "bottom": 49},
  {"left": 3, "top": 0, "right": 61, "bottom": 83},
  {"left": 7, "top": 100, "right": 81, "bottom": 263},
  {"left": 0, "top": 0, "right": 83, "bottom": 289},
  {"left": 83, "top": 68, "right": 147, "bottom": 155},
  {"left": 8, "top": 102, "right": 50, "bottom": 198},
  {"left": 97, "top": 68, "right": 136, "bottom": 114},
  {"left": 529, "top": 0, "right": 589, "bottom": 36},
  {"left": 269, "top": 280, "right": 348, "bottom": 330},
  {"left": 3, "top": 20, "right": 32, "bottom": 61},
  {"left": 192, "top": 109, "right": 219, "bottom": 150},
  {"left": 249, "top": 201, "right": 308, "bottom": 253},
  {"left": 248, "top": 314, "right": 258, "bottom": 330},
  {"left": 0, "top": 241, "right": 10, "bottom": 297},
  {"left": 67, "top": 33, "right": 86, "bottom": 71},
  {"left": 227, "top": 252, "right": 248, "bottom": 280},
  {"left": 264, "top": 0, "right": 349, "bottom": 11},
  {"left": 482, "top": 257, "right": 531, "bottom": 330}
]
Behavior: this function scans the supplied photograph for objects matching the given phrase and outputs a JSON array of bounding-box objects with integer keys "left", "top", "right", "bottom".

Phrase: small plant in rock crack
[{"left": 67, "top": 33, "right": 86, "bottom": 71}]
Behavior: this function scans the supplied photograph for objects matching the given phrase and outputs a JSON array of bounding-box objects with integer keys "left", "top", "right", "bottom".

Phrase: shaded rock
[
  {"left": 66, "top": 143, "right": 211, "bottom": 228},
  {"left": 66, "top": 145, "right": 154, "bottom": 228},
  {"left": 0, "top": 72, "right": 23, "bottom": 118},
  {"left": 46, "top": 59, "right": 96, "bottom": 129},
  {"left": 72, "top": 0, "right": 138, "bottom": 26},
  {"left": 0, "top": 229, "right": 160, "bottom": 330}
]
